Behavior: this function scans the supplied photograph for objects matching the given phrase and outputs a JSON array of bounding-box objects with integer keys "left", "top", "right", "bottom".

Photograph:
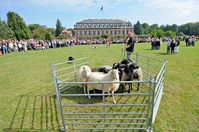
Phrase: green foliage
[
  {"left": 28, "top": 24, "right": 43, "bottom": 33},
  {"left": 32, "top": 27, "right": 54, "bottom": 40},
  {"left": 165, "top": 31, "right": 176, "bottom": 37},
  {"left": 45, "top": 33, "right": 52, "bottom": 41},
  {"left": 151, "top": 29, "right": 165, "bottom": 37},
  {"left": 135, "top": 21, "right": 199, "bottom": 36},
  {"left": 101, "top": 34, "right": 108, "bottom": 39},
  {"left": 0, "top": 18, "right": 15, "bottom": 39},
  {"left": 134, "top": 21, "right": 144, "bottom": 35},
  {"left": 7, "top": 11, "right": 30, "bottom": 40},
  {"left": 142, "top": 23, "right": 150, "bottom": 34},
  {"left": 55, "top": 19, "right": 64, "bottom": 37},
  {"left": 179, "top": 22, "right": 199, "bottom": 35},
  {"left": 177, "top": 32, "right": 185, "bottom": 36}
]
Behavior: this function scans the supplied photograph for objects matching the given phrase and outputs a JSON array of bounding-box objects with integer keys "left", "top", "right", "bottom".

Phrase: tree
[
  {"left": 0, "top": 18, "right": 15, "bottom": 39},
  {"left": 151, "top": 24, "right": 159, "bottom": 29},
  {"left": 7, "top": 11, "right": 30, "bottom": 40},
  {"left": 177, "top": 32, "right": 185, "bottom": 36},
  {"left": 142, "top": 23, "right": 150, "bottom": 34},
  {"left": 28, "top": 24, "right": 43, "bottom": 33},
  {"left": 151, "top": 29, "right": 165, "bottom": 38},
  {"left": 165, "top": 31, "right": 176, "bottom": 37},
  {"left": 45, "top": 33, "right": 52, "bottom": 41},
  {"left": 55, "top": 19, "right": 64, "bottom": 37},
  {"left": 101, "top": 34, "right": 108, "bottom": 39},
  {"left": 32, "top": 27, "right": 54, "bottom": 40},
  {"left": 134, "top": 21, "right": 144, "bottom": 35},
  {"left": 179, "top": 22, "right": 199, "bottom": 36}
]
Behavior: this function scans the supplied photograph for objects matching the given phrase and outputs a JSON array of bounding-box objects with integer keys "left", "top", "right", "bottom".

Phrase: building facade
[{"left": 74, "top": 19, "right": 134, "bottom": 39}]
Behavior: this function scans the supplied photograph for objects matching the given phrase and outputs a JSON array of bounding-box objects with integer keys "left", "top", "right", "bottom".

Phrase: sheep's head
[
  {"left": 109, "top": 69, "right": 119, "bottom": 80},
  {"left": 112, "top": 63, "right": 120, "bottom": 69},
  {"left": 81, "top": 66, "right": 91, "bottom": 77},
  {"left": 128, "top": 62, "right": 139, "bottom": 70}
]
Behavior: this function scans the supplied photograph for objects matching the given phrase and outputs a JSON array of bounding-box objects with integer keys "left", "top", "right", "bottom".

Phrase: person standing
[
  {"left": 170, "top": 39, "right": 176, "bottom": 54},
  {"left": 125, "top": 31, "right": 135, "bottom": 59},
  {"left": 167, "top": 38, "right": 171, "bottom": 54}
]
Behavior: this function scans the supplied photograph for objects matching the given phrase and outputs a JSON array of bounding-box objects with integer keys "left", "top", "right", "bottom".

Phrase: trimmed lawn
[{"left": 0, "top": 41, "right": 199, "bottom": 131}]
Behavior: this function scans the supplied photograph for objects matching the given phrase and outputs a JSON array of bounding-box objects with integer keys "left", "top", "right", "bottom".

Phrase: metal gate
[{"left": 51, "top": 54, "right": 166, "bottom": 131}]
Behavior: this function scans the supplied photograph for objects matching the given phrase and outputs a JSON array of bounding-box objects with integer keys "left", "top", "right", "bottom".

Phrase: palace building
[{"left": 74, "top": 19, "right": 134, "bottom": 39}]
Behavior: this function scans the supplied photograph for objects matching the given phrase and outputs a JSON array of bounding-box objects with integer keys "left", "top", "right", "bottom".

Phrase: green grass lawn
[{"left": 0, "top": 42, "right": 199, "bottom": 131}]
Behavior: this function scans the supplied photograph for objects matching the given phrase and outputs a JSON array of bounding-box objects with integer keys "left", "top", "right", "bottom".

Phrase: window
[
  {"left": 97, "top": 31, "right": 100, "bottom": 35},
  {"left": 84, "top": 31, "right": 87, "bottom": 35},
  {"left": 89, "top": 31, "right": 91, "bottom": 35},
  {"left": 93, "top": 31, "right": 96, "bottom": 35},
  {"left": 114, "top": 30, "right": 117, "bottom": 35},
  {"left": 110, "top": 30, "right": 113, "bottom": 35},
  {"left": 80, "top": 31, "right": 83, "bottom": 36},
  {"left": 106, "top": 30, "right": 109, "bottom": 34},
  {"left": 118, "top": 30, "right": 121, "bottom": 35}
]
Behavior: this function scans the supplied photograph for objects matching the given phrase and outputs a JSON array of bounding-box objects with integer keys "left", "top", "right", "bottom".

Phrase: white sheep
[
  {"left": 77, "top": 65, "right": 92, "bottom": 94},
  {"left": 86, "top": 69, "right": 120, "bottom": 104}
]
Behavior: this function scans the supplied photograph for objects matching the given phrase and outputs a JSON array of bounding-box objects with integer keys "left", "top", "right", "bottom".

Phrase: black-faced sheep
[
  {"left": 91, "top": 66, "right": 112, "bottom": 74},
  {"left": 113, "top": 59, "right": 143, "bottom": 93}
]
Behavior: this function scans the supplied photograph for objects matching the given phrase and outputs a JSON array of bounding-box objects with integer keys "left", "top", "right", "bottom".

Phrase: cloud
[
  {"left": 28, "top": 0, "right": 94, "bottom": 7},
  {"left": 137, "top": 0, "right": 199, "bottom": 17}
]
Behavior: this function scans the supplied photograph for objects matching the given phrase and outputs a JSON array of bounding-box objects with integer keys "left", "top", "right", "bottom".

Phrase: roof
[{"left": 76, "top": 19, "right": 131, "bottom": 24}]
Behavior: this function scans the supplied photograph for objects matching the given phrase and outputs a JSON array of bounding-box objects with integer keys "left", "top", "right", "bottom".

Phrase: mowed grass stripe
[{"left": 0, "top": 42, "right": 198, "bottom": 131}]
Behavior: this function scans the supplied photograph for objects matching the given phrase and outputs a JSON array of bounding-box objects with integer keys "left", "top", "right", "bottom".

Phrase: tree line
[
  {"left": 0, "top": 12, "right": 65, "bottom": 40},
  {"left": 134, "top": 21, "right": 199, "bottom": 37},
  {"left": 0, "top": 11, "right": 198, "bottom": 40}
]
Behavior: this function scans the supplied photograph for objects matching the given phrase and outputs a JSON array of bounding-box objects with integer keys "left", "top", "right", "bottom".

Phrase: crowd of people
[
  {"left": 185, "top": 36, "right": 196, "bottom": 46},
  {"left": 0, "top": 35, "right": 198, "bottom": 55},
  {"left": 0, "top": 39, "right": 76, "bottom": 55},
  {"left": 166, "top": 38, "right": 180, "bottom": 54}
]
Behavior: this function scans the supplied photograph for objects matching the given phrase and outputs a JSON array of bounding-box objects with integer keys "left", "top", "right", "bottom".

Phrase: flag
[{"left": 100, "top": 6, "right": 103, "bottom": 11}]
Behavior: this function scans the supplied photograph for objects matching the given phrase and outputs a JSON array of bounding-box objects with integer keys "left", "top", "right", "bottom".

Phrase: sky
[{"left": 0, "top": 0, "right": 199, "bottom": 28}]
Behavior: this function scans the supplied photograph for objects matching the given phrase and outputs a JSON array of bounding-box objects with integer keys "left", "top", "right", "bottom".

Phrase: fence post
[
  {"left": 147, "top": 57, "right": 150, "bottom": 79},
  {"left": 149, "top": 76, "right": 156, "bottom": 131},
  {"left": 52, "top": 64, "right": 67, "bottom": 132},
  {"left": 146, "top": 76, "right": 153, "bottom": 131}
]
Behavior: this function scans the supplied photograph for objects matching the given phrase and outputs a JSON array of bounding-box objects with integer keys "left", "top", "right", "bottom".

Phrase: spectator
[
  {"left": 170, "top": 39, "right": 176, "bottom": 54},
  {"left": 125, "top": 31, "right": 135, "bottom": 59},
  {"left": 167, "top": 38, "right": 171, "bottom": 54}
]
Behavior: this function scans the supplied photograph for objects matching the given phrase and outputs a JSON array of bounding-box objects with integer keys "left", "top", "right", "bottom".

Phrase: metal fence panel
[{"left": 51, "top": 55, "right": 166, "bottom": 132}]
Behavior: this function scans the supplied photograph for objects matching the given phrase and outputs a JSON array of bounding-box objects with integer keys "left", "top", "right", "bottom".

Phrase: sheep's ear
[{"left": 83, "top": 67, "right": 85, "bottom": 69}]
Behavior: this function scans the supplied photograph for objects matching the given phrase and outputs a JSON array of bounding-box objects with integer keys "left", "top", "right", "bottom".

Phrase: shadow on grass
[
  {"left": 3, "top": 95, "right": 61, "bottom": 132},
  {"left": 58, "top": 84, "right": 150, "bottom": 131}
]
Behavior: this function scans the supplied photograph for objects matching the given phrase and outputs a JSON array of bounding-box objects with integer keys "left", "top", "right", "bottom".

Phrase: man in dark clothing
[
  {"left": 170, "top": 39, "right": 176, "bottom": 54},
  {"left": 125, "top": 31, "right": 135, "bottom": 59}
]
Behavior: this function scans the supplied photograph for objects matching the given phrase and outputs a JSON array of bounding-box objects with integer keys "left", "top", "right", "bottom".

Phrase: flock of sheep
[{"left": 78, "top": 59, "right": 143, "bottom": 104}]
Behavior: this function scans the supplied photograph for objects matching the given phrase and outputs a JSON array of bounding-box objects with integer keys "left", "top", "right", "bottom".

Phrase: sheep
[
  {"left": 77, "top": 65, "right": 92, "bottom": 94},
  {"left": 91, "top": 65, "right": 112, "bottom": 74},
  {"left": 132, "top": 67, "right": 143, "bottom": 91},
  {"left": 86, "top": 69, "right": 120, "bottom": 104},
  {"left": 113, "top": 59, "right": 143, "bottom": 93}
]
